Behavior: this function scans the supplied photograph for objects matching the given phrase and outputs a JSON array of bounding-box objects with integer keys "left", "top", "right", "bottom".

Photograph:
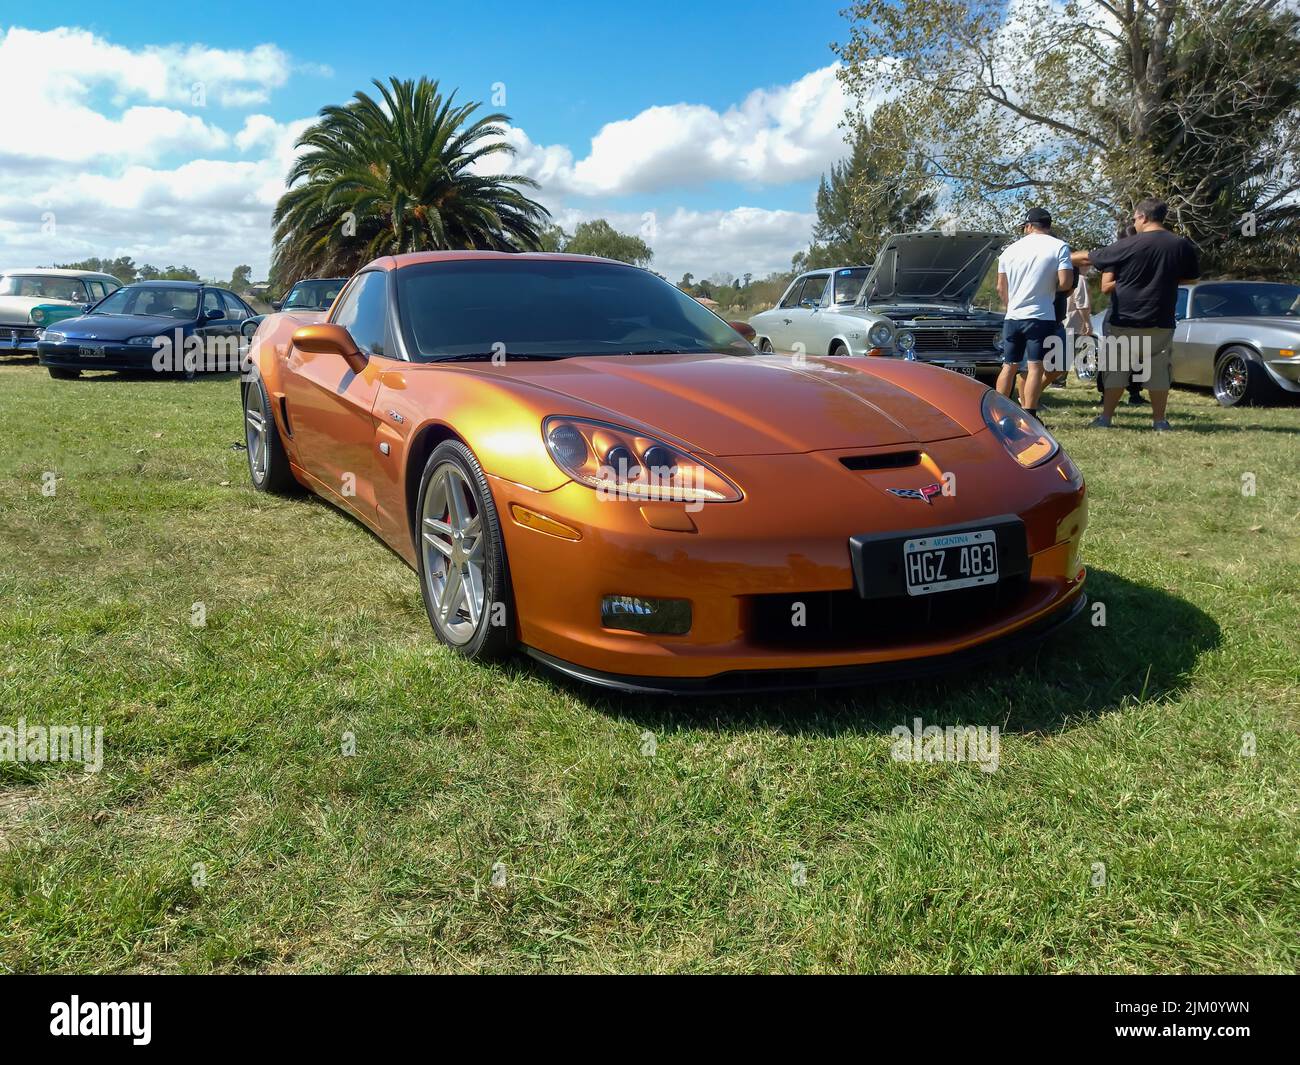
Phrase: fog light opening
[{"left": 600, "top": 595, "right": 692, "bottom": 635}]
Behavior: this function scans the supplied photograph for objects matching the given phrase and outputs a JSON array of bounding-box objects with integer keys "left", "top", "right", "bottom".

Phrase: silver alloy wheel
[
  {"left": 421, "top": 461, "right": 485, "bottom": 645},
  {"left": 1215, "top": 353, "right": 1248, "bottom": 405},
  {"left": 245, "top": 385, "right": 269, "bottom": 484}
]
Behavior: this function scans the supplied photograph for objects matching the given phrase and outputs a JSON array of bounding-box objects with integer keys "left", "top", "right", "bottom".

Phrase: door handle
[{"left": 782, "top": 318, "right": 792, "bottom": 325}]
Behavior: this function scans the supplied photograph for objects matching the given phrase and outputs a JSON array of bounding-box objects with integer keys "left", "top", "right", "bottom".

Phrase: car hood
[
  {"left": 475, "top": 353, "right": 972, "bottom": 456},
  {"left": 0, "top": 295, "right": 77, "bottom": 322},
  {"left": 1191, "top": 315, "right": 1299, "bottom": 335},
  {"left": 51, "top": 314, "right": 189, "bottom": 340},
  {"left": 861, "top": 231, "right": 1004, "bottom": 306}
]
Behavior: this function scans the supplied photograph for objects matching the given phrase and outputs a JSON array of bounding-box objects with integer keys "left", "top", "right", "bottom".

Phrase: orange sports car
[{"left": 242, "top": 252, "right": 1087, "bottom": 693}]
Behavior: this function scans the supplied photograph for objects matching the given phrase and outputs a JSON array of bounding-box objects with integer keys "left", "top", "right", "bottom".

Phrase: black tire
[
  {"left": 47, "top": 367, "right": 80, "bottom": 380},
  {"left": 1214, "top": 346, "right": 1276, "bottom": 407},
  {"left": 759, "top": 339, "right": 774, "bottom": 353},
  {"left": 829, "top": 341, "right": 849, "bottom": 357},
  {"left": 414, "top": 440, "right": 515, "bottom": 661},
  {"left": 242, "top": 376, "right": 295, "bottom": 493}
]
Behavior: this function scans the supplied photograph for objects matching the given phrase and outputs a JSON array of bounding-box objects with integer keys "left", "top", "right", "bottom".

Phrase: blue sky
[{"left": 0, "top": 1, "right": 858, "bottom": 281}]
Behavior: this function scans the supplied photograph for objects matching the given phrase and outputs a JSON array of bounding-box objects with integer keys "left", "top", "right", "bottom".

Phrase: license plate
[
  {"left": 949, "top": 364, "right": 978, "bottom": 377},
  {"left": 79, "top": 345, "right": 103, "bottom": 358},
  {"left": 902, "top": 528, "right": 998, "bottom": 596}
]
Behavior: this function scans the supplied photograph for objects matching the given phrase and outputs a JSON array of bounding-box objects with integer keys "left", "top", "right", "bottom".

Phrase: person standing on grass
[
  {"left": 1072, "top": 198, "right": 1200, "bottom": 431},
  {"left": 996, "top": 207, "right": 1073, "bottom": 423},
  {"left": 1094, "top": 226, "right": 1147, "bottom": 406}
]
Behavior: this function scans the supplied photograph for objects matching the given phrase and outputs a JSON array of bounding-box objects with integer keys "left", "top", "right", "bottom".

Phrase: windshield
[
  {"left": 0, "top": 275, "right": 90, "bottom": 302},
  {"left": 93, "top": 286, "right": 199, "bottom": 319},
  {"left": 395, "top": 259, "right": 756, "bottom": 360},
  {"left": 285, "top": 279, "right": 346, "bottom": 310},
  {"left": 1194, "top": 283, "right": 1300, "bottom": 318}
]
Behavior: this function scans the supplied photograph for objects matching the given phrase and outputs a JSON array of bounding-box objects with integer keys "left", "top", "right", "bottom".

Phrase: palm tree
[{"left": 272, "top": 77, "right": 550, "bottom": 280}]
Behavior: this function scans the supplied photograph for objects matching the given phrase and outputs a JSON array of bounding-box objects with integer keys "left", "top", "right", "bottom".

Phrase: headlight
[
  {"left": 30, "top": 308, "right": 45, "bottom": 324},
  {"left": 126, "top": 336, "right": 156, "bottom": 346},
  {"left": 868, "top": 322, "right": 893, "bottom": 347},
  {"left": 543, "top": 416, "right": 742, "bottom": 503},
  {"left": 981, "top": 390, "right": 1059, "bottom": 468},
  {"left": 41, "top": 331, "right": 66, "bottom": 344}
]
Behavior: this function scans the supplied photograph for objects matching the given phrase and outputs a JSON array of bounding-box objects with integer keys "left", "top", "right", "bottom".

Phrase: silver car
[
  {"left": 747, "top": 231, "right": 1006, "bottom": 378},
  {"left": 1091, "top": 280, "right": 1300, "bottom": 404},
  {"left": 1172, "top": 280, "right": 1300, "bottom": 405}
]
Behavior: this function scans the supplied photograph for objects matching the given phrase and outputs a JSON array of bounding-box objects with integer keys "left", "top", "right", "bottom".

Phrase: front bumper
[
  {"left": 527, "top": 591, "right": 1086, "bottom": 694},
  {"left": 38, "top": 340, "right": 158, "bottom": 372},
  {"left": 2, "top": 326, "right": 42, "bottom": 355},
  {"left": 490, "top": 434, "right": 1088, "bottom": 686},
  {"left": 1265, "top": 355, "right": 1300, "bottom": 390}
]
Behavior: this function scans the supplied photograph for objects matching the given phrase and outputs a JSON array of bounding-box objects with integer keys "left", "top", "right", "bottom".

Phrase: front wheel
[
  {"left": 1214, "top": 347, "right": 1275, "bottom": 407},
  {"left": 415, "top": 440, "right": 515, "bottom": 660},
  {"left": 242, "top": 376, "right": 295, "bottom": 493}
]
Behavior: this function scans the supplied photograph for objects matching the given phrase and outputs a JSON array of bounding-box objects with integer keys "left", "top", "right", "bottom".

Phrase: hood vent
[{"left": 840, "top": 450, "right": 921, "bottom": 471}]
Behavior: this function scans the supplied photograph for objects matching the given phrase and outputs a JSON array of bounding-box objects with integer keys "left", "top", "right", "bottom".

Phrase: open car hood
[{"left": 862, "top": 231, "right": 1004, "bottom": 307}]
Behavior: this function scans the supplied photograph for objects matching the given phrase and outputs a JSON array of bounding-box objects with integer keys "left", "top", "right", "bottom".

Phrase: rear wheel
[
  {"left": 47, "top": 367, "right": 80, "bottom": 380},
  {"left": 242, "top": 376, "right": 295, "bottom": 493},
  {"left": 415, "top": 440, "right": 515, "bottom": 660},
  {"left": 1214, "top": 346, "right": 1275, "bottom": 407}
]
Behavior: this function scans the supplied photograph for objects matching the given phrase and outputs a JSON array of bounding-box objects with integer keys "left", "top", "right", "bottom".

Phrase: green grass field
[{"left": 1, "top": 359, "right": 1296, "bottom": 973}]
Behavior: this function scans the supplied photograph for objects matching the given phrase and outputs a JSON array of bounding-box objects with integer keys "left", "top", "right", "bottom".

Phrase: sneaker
[
  {"left": 1128, "top": 392, "right": 1147, "bottom": 405},
  {"left": 1087, "top": 416, "right": 1113, "bottom": 429},
  {"left": 1152, "top": 420, "right": 1173, "bottom": 432}
]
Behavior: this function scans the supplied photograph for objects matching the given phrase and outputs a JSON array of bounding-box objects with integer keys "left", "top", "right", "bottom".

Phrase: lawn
[{"left": 0, "top": 359, "right": 1296, "bottom": 973}]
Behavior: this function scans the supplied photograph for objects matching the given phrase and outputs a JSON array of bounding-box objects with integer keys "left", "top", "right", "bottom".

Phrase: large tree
[
  {"left": 800, "top": 103, "right": 937, "bottom": 270},
  {"left": 272, "top": 77, "right": 550, "bottom": 280},
  {"left": 836, "top": 0, "right": 1300, "bottom": 275}
]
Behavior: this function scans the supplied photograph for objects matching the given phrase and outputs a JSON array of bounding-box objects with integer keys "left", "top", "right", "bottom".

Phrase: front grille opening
[
  {"left": 746, "top": 577, "right": 1031, "bottom": 651},
  {"left": 840, "top": 450, "right": 921, "bottom": 472},
  {"left": 911, "top": 328, "right": 1001, "bottom": 354}
]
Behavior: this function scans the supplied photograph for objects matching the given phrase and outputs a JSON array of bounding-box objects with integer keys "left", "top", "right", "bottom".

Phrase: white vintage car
[{"left": 0, "top": 268, "right": 122, "bottom": 355}]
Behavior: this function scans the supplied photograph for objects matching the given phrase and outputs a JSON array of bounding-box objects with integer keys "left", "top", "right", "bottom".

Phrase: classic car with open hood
[
  {"left": 748, "top": 231, "right": 1007, "bottom": 379},
  {"left": 0, "top": 268, "right": 121, "bottom": 355}
]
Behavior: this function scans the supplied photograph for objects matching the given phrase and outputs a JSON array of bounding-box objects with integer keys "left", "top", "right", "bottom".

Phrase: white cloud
[
  {"left": 0, "top": 24, "right": 830, "bottom": 282},
  {"left": 501, "top": 64, "right": 850, "bottom": 197},
  {"left": 551, "top": 204, "right": 814, "bottom": 284}
]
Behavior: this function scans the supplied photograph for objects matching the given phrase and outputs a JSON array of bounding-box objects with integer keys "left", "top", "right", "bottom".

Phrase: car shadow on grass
[{"left": 545, "top": 568, "right": 1221, "bottom": 737}]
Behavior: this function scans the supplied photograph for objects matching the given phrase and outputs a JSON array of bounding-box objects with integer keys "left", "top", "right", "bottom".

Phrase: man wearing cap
[{"left": 995, "top": 207, "right": 1074, "bottom": 422}]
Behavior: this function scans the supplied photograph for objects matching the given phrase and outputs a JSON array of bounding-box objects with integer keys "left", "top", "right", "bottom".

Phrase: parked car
[
  {"left": 1091, "top": 280, "right": 1300, "bottom": 405},
  {"left": 0, "top": 268, "right": 121, "bottom": 355},
  {"left": 274, "top": 277, "right": 347, "bottom": 312},
  {"left": 243, "top": 277, "right": 349, "bottom": 338},
  {"left": 241, "top": 251, "right": 1087, "bottom": 693},
  {"left": 36, "top": 281, "right": 257, "bottom": 379},
  {"left": 748, "top": 232, "right": 1006, "bottom": 379}
]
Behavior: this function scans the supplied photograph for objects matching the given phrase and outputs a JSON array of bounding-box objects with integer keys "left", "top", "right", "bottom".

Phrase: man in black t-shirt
[{"left": 1071, "top": 198, "right": 1200, "bottom": 431}]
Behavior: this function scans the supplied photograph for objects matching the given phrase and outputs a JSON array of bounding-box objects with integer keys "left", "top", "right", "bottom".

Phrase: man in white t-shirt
[{"left": 995, "top": 207, "right": 1073, "bottom": 421}]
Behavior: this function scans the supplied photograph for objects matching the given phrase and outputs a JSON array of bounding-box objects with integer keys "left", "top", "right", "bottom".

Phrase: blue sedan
[{"left": 37, "top": 281, "right": 257, "bottom": 379}]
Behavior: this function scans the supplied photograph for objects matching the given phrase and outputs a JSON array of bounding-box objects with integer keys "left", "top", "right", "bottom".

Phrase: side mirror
[
  {"left": 205, "top": 307, "right": 224, "bottom": 321},
  {"left": 271, "top": 300, "right": 283, "bottom": 311},
  {"left": 241, "top": 319, "right": 259, "bottom": 339},
  {"left": 729, "top": 320, "right": 757, "bottom": 342},
  {"left": 293, "top": 323, "right": 367, "bottom": 374}
]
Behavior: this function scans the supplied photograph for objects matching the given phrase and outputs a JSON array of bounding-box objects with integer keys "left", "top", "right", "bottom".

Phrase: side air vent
[{"left": 840, "top": 450, "right": 921, "bottom": 471}]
